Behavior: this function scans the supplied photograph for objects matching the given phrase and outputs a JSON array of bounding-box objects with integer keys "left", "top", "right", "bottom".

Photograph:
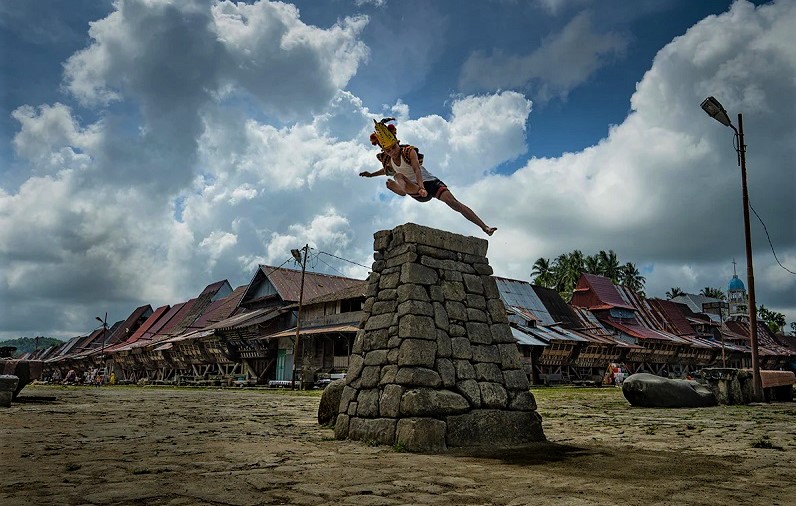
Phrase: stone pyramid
[{"left": 335, "top": 223, "right": 545, "bottom": 451}]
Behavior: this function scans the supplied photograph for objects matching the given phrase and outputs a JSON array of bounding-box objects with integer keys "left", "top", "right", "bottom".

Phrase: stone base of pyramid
[{"left": 334, "top": 223, "right": 544, "bottom": 452}]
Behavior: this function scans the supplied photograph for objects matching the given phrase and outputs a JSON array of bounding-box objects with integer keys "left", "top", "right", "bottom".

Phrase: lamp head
[
  {"left": 96, "top": 316, "right": 104, "bottom": 323},
  {"left": 701, "top": 96, "right": 732, "bottom": 127},
  {"left": 291, "top": 249, "right": 302, "bottom": 263}
]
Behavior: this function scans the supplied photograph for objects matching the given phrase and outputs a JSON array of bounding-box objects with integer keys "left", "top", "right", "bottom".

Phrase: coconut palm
[
  {"left": 584, "top": 254, "right": 601, "bottom": 275},
  {"left": 597, "top": 250, "right": 621, "bottom": 283},
  {"left": 666, "top": 287, "right": 684, "bottom": 299},
  {"left": 700, "top": 287, "right": 726, "bottom": 300},
  {"left": 531, "top": 257, "right": 554, "bottom": 288},
  {"left": 620, "top": 262, "right": 646, "bottom": 293}
]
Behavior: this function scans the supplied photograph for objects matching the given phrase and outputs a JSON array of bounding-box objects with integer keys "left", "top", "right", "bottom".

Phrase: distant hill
[{"left": 0, "top": 337, "right": 64, "bottom": 357}]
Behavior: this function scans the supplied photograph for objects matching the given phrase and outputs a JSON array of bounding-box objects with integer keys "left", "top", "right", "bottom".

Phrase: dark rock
[{"left": 622, "top": 373, "right": 717, "bottom": 408}]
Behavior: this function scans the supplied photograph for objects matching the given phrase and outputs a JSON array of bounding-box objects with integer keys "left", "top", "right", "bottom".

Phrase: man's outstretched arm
[{"left": 360, "top": 168, "right": 386, "bottom": 177}]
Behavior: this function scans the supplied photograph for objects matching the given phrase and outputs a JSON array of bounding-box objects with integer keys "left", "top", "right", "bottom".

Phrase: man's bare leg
[{"left": 439, "top": 190, "right": 497, "bottom": 236}]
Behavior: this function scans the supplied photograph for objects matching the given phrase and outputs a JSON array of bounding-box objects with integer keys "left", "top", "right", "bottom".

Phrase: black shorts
[{"left": 411, "top": 178, "right": 448, "bottom": 202}]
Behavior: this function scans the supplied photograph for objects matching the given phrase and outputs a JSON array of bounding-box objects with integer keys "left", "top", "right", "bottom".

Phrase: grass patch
[{"left": 751, "top": 436, "right": 784, "bottom": 450}]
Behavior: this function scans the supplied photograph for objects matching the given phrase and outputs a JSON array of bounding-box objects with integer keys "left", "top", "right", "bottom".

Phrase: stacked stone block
[{"left": 335, "top": 223, "right": 545, "bottom": 451}]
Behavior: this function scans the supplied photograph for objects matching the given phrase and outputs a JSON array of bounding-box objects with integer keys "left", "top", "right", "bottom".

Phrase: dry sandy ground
[{"left": 1, "top": 385, "right": 794, "bottom": 506}]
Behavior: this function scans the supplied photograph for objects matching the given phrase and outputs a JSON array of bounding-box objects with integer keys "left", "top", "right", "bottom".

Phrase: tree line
[{"left": 531, "top": 249, "right": 646, "bottom": 301}]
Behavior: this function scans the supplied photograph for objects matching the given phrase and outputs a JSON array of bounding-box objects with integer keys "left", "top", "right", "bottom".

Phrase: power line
[
  {"left": 317, "top": 251, "right": 371, "bottom": 270},
  {"left": 749, "top": 202, "right": 796, "bottom": 276}
]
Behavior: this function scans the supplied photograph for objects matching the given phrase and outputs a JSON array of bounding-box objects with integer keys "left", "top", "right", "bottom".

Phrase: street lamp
[
  {"left": 290, "top": 245, "right": 309, "bottom": 390},
  {"left": 700, "top": 96, "right": 762, "bottom": 401}
]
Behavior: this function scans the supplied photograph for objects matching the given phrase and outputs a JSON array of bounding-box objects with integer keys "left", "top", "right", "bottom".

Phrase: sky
[{"left": 1, "top": 0, "right": 794, "bottom": 340}]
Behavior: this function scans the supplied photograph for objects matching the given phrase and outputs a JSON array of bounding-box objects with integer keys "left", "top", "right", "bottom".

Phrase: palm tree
[
  {"left": 666, "top": 287, "right": 684, "bottom": 299},
  {"left": 584, "top": 254, "right": 601, "bottom": 274},
  {"left": 700, "top": 287, "right": 726, "bottom": 300},
  {"left": 531, "top": 258, "right": 554, "bottom": 288},
  {"left": 598, "top": 250, "right": 621, "bottom": 283},
  {"left": 619, "top": 262, "right": 646, "bottom": 293}
]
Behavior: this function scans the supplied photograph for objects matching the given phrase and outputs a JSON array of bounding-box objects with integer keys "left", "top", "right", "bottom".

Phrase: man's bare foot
[{"left": 484, "top": 226, "right": 497, "bottom": 236}]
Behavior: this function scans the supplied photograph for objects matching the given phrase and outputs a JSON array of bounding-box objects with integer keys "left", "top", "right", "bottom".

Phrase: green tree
[
  {"left": 584, "top": 254, "right": 601, "bottom": 275},
  {"left": 619, "top": 262, "right": 646, "bottom": 293},
  {"left": 531, "top": 257, "right": 554, "bottom": 288},
  {"left": 597, "top": 250, "right": 621, "bottom": 283},
  {"left": 700, "top": 287, "right": 726, "bottom": 300},
  {"left": 758, "top": 305, "right": 786, "bottom": 334},
  {"left": 666, "top": 287, "right": 684, "bottom": 299}
]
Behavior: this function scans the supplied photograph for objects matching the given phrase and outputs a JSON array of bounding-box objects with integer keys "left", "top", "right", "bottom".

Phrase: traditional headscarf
[{"left": 371, "top": 118, "right": 398, "bottom": 149}]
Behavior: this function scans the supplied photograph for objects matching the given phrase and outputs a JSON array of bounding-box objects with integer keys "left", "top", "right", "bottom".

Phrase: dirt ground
[{"left": 1, "top": 385, "right": 794, "bottom": 506}]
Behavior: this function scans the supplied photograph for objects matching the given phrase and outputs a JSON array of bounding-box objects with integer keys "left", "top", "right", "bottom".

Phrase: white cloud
[{"left": 460, "top": 12, "right": 627, "bottom": 101}]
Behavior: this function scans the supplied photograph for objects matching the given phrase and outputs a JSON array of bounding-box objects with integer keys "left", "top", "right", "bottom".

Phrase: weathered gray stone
[
  {"left": 397, "top": 283, "right": 429, "bottom": 303},
  {"left": 446, "top": 409, "right": 545, "bottom": 447},
  {"left": 445, "top": 301, "right": 468, "bottom": 321},
  {"left": 449, "top": 324, "right": 466, "bottom": 337},
  {"left": 453, "top": 359, "right": 476, "bottom": 380},
  {"left": 503, "top": 369, "right": 530, "bottom": 391},
  {"left": 401, "top": 263, "right": 438, "bottom": 285},
  {"left": 347, "top": 401, "right": 358, "bottom": 416},
  {"left": 419, "top": 256, "right": 475, "bottom": 273},
  {"left": 474, "top": 263, "right": 493, "bottom": 275},
  {"left": 398, "top": 314, "right": 437, "bottom": 340},
  {"left": 474, "top": 362, "right": 503, "bottom": 383},
  {"left": 359, "top": 366, "right": 381, "bottom": 388},
  {"left": 318, "top": 379, "right": 345, "bottom": 425},
  {"left": 462, "top": 274, "right": 484, "bottom": 294},
  {"left": 433, "top": 302, "right": 449, "bottom": 332},
  {"left": 398, "top": 300, "right": 434, "bottom": 318},
  {"left": 338, "top": 385, "right": 358, "bottom": 415},
  {"left": 416, "top": 244, "right": 457, "bottom": 260},
  {"left": 356, "top": 388, "right": 381, "bottom": 417},
  {"left": 334, "top": 413, "right": 350, "bottom": 439},
  {"left": 429, "top": 285, "right": 445, "bottom": 302},
  {"left": 498, "top": 344, "right": 522, "bottom": 370},
  {"left": 472, "top": 345, "right": 501, "bottom": 364},
  {"left": 396, "top": 418, "right": 447, "bottom": 452},
  {"left": 347, "top": 354, "right": 364, "bottom": 381},
  {"left": 348, "top": 417, "right": 397, "bottom": 445},
  {"left": 455, "top": 379, "right": 481, "bottom": 407},
  {"left": 387, "top": 335, "right": 401, "bottom": 349},
  {"left": 0, "top": 375, "right": 18, "bottom": 408},
  {"left": 380, "top": 384, "right": 404, "bottom": 418},
  {"left": 373, "top": 230, "right": 392, "bottom": 251},
  {"left": 379, "top": 272, "right": 401, "bottom": 290},
  {"left": 441, "top": 281, "right": 466, "bottom": 301},
  {"left": 387, "top": 251, "right": 419, "bottom": 268},
  {"left": 487, "top": 299, "right": 508, "bottom": 323},
  {"left": 482, "top": 276, "right": 501, "bottom": 299},
  {"left": 395, "top": 367, "right": 442, "bottom": 388},
  {"left": 437, "top": 358, "right": 456, "bottom": 387},
  {"left": 466, "top": 308, "right": 488, "bottom": 323},
  {"left": 399, "top": 223, "right": 488, "bottom": 256},
  {"left": 383, "top": 242, "right": 416, "bottom": 260},
  {"left": 436, "top": 330, "right": 452, "bottom": 358},
  {"left": 364, "top": 350, "right": 389, "bottom": 366},
  {"left": 400, "top": 388, "right": 469, "bottom": 416},
  {"left": 466, "top": 294, "right": 487, "bottom": 311},
  {"left": 387, "top": 349, "right": 399, "bottom": 363},
  {"left": 509, "top": 390, "right": 537, "bottom": 411},
  {"left": 466, "top": 322, "right": 492, "bottom": 344},
  {"left": 380, "top": 365, "right": 398, "bottom": 385},
  {"left": 450, "top": 337, "right": 473, "bottom": 360},
  {"left": 372, "top": 259, "right": 386, "bottom": 273},
  {"left": 440, "top": 269, "right": 463, "bottom": 282},
  {"left": 622, "top": 373, "right": 717, "bottom": 408},
  {"left": 398, "top": 339, "right": 437, "bottom": 368},
  {"left": 364, "top": 313, "right": 393, "bottom": 332},
  {"left": 362, "top": 297, "right": 375, "bottom": 315},
  {"left": 352, "top": 329, "right": 365, "bottom": 354},
  {"left": 479, "top": 382, "right": 508, "bottom": 408},
  {"left": 363, "top": 329, "right": 389, "bottom": 352},
  {"left": 376, "top": 288, "right": 397, "bottom": 301},
  {"left": 371, "top": 300, "right": 398, "bottom": 316},
  {"left": 490, "top": 324, "right": 516, "bottom": 344}
]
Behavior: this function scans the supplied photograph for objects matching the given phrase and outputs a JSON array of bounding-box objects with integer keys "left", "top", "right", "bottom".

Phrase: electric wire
[
  {"left": 749, "top": 203, "right": 796, "bottom": 276},
  {"left": 317, "top": 251, "right": 371, "bottom": 270}
]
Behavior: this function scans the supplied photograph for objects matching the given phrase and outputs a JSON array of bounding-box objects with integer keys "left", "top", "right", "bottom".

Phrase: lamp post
[
  {"left": 290, "top": 245, "right": 309, "bottom": 390},
  {"left": 700, "top": 96, "right": 762, "bottom": 401}
]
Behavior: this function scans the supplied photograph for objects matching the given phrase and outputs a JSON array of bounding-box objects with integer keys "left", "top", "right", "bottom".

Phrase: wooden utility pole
[{"left": 291, "top": 245, "right": 309, "bottom": 389}]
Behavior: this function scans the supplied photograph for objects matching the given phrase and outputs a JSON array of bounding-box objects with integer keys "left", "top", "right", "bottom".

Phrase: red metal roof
[{"left": 571, "top": 273, "right": 635, "bottom": 311}]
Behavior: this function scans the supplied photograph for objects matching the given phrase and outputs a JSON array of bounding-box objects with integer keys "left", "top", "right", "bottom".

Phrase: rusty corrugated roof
[
  {"left": 254, "top": 265, "right": 365, "bottom": 303},
  {"left": 571, "top": 273, "right": 635, "bottom": 311}
]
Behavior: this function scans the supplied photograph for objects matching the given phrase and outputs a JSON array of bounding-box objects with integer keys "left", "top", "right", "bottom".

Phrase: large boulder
[
  {"left": 2, "top": 359, "right": 44, "bottom": 399},
  {"left": 317, "top": 379, "right": 346, "bottom": 425},
  {"left": 622, "top": 373, "right": 716, "bottom": 408}
]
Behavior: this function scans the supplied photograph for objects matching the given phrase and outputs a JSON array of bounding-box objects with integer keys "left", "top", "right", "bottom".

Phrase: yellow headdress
[{"left": 372, "top": 117, "right": 398, "bottom": 149}]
